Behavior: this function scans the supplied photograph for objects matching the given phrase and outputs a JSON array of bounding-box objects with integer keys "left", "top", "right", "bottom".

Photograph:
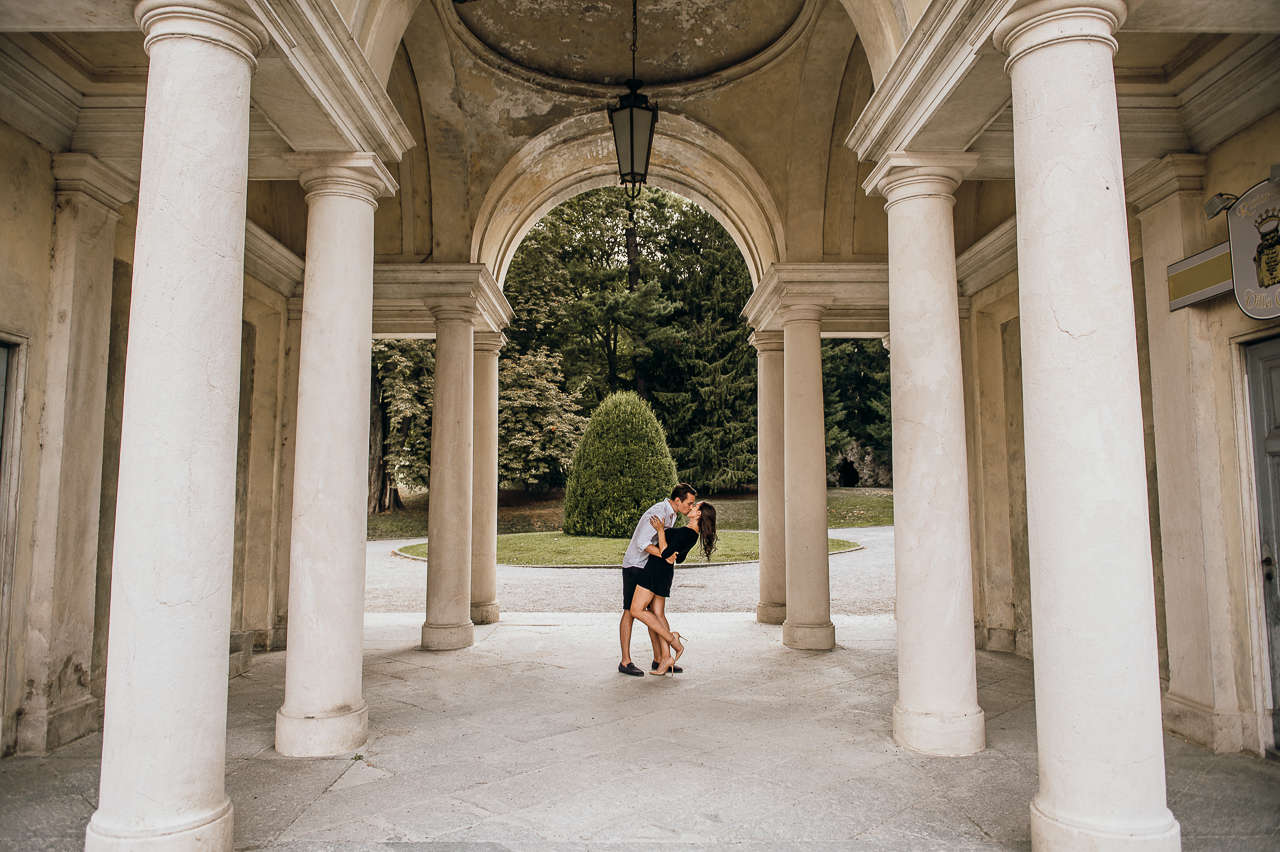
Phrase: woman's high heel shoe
[
  {"left": 654, "top": 656, "right": 675, "bottom": 676},
  {"left": 669, "top": 632, "right": 686, "bottom": 665}
]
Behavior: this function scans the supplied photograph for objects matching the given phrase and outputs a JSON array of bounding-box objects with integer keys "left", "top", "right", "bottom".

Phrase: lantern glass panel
[{"left": 611, "top": 108, "right": 634, "bottom": 176}]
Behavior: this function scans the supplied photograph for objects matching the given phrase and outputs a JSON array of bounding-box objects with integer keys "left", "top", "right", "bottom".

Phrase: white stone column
[
  {"left": 781, "top": 306, "right": 834, "bottom": 650},
  {"left": 471, "top": 332, "right": 503, "bottom": 625},
  {"left": 20, "top": 155, "right": 135, "bottom": 755},
  {"left": 275, "top": 162, "right": 387, "bottom": 757},
  {"left": 423, "top": 306, "right": 476, "bottom": 650},
  {"left": 87, "top": 2, "right": 266, "bottom": 850},
  {"left": 752, "top": 331, "right": 786, "bottom": 624},
  {"left": 995, "top": 2, "right": 1181, "bottom": 849},
  {"left": 866, "top": 154, "right": 985, "bottom": 756}
]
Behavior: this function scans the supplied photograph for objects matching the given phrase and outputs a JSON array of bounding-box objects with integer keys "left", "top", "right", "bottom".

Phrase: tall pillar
[
  {"left": 87, "top": 2, "right": 266, "bottom": 850},
  {"left": 422, "top": 306, "right": 476, "bottom": 650},
  {"left": 471, "top": 332, "right": 503, "bottom": 625},
  {"left": 275, "top": 161, "right": 388, "bottom": 757},
  {"left": 866, "top": 154, "right": 985, "bottom": 756},
  {"left": 752, "top": 331, "right": 786, "bottom": 624},
  {"left": 21, "top": 155, "right": 135, "bottom": 754},
  {"left": 995, "top": 2, "right": 1181, "bottom": 849},
  {"left": 781, "top": 306, "right": 834, "bottom": 650}
]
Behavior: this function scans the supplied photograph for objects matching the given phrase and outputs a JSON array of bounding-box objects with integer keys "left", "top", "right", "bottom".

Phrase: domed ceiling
[{"left": 453, "top": 0, "right": 807, "bottom": 86}]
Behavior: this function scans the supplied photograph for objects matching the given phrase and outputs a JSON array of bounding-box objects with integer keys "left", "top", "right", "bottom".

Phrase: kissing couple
[{"left": 617, "top": 484, "right": 718, "bottom": 677}]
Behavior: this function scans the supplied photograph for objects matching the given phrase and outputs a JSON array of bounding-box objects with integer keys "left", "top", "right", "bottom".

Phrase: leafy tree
[
  {"left": 563, "top": 391, "right": 676, "bottom": 537},
  {"left": 502, "top": 187, "right": 680, "bottom": 410},
  {"left": 646, "top": 203, "right": 757, "bottom": 491},
  {"left": 368, "top": 340, "right": 434, "bottom": 513},
  {"left": 821, "top": 339, "right": 892, "bottom": 474},
  {"left": 497, "top": 348, "right": 588, "bottom": 491}
]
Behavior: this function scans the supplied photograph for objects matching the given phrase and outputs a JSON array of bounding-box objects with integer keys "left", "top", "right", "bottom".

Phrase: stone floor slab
[{"left": 2, "top": 612, "right": 1279, "bottom": 851}]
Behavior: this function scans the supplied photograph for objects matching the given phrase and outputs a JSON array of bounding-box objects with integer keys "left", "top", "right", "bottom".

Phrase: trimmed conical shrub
[{"left": 563, "top": 391, "right": 678, "bottom": 538}]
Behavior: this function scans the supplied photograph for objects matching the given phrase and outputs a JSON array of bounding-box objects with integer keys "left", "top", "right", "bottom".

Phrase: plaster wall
[
  {"left": 963, "top": 273, "right": 1034, "bottom": 658},
  {"left": 399, "top": 0, "right": 888, "bottom": 273},
  {"left": 0, "top": 120, "right": 55, "bottom": 756},
  {"left": 1136, "top": 108, "right": 1280, "bottom": 755},
  {"left": 237, "top": 279, "right": 291, "bottom": 651}
]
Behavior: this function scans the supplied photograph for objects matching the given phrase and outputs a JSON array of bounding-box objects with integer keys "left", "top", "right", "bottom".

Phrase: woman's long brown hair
[{"left": 698, "top": 502, "right": 718, "bottom": 562}]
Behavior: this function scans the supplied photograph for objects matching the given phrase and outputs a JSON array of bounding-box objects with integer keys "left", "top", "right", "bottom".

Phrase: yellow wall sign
[
  {"left": 1232, "top": 178, "right": 1280, "bottom": 319},
  {"left": 1168, "top": 242, "right": 1232, "bottom": 311}
]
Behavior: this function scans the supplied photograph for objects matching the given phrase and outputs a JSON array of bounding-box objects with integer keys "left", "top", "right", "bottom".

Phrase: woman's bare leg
[
  {"left": 651, "top": 596, "right": 672, "bottom": 664},
  {"left": 629, "top": 588, "right": 683, "bottom": 675},
  {"left": 629, "top": 588, "right": 678, "bottom": 645}
]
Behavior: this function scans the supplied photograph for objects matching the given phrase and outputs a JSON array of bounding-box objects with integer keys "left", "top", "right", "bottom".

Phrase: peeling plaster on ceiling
[{"left": 454, "top": 0, "right": 805, "bottom": 85}]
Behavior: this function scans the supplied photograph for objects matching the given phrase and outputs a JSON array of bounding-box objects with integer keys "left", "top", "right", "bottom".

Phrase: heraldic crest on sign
[
  {"left": 1256, "top": 208, "right": 1280, "bottom": 290},
  {"left": 1232, "top": 178, "right": 1280, "bottom": 319}
]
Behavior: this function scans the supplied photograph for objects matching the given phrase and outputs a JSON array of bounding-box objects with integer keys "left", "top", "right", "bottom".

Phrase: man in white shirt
[{"left": 619, "top": 484, "right": 698, "bottom": 675}]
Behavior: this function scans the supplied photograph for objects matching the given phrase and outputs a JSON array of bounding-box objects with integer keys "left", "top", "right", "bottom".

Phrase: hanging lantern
[{"left": 608, "top": 1, "right": 657, "bottom": 199}]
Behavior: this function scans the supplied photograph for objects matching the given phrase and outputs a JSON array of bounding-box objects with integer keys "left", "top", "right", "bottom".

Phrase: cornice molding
[
  {"left": 372, "top": 263, "right": 513, "bottom": 337},
  {"left": 1181, "top": 35, "right": 1280, "bottom": 155},
  {"left": 743, "top": 263, "right": 889, "bottom": 337},
  {"left": 243, "top": 0, "right": 413, "bottom": 162},
  {"left": 1124, "top": 153, "right": 1207, "bottom": 212},
  {"left": 956, "top": 216, "right": 1017, "bottom": 297},
  {"left": 51, "top": 153, "right": 137, "bottom": 209},
  {"left": 0, "top": 34, "right": 82, "bottom": 152},
  {"left": 846, "top": 0, "right": 1016, "bottom": 163},
  {"left": 244, "top": 220, "right": 304, "bottom": 298}
]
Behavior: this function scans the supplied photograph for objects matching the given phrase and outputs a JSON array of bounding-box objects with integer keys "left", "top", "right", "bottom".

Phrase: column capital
[
  {"left": 779, "top": 304, "right": 827, "bottom": 325},
  {"left": 1125, "top": 153, "right": 1207, "bottom": 212},
  {"left": 51, "top": 153, "right": 137, "bottom": 211},
  {"left": 135, "top": 0, "right": 269, "bottom": 69},
  {"left": 864, "top": 152, "right": 980, "bottom": 205},
  {"left": 293, "top": 152, "right": 397, "bottom": 201},
  {"left": 994, "top": 0, "right": 1127, "bottom": 72},
  {"left": 474, "top": 331, "right": 506, "bottom": 353},
  {"left": 749, "top": 330, "right": 784, "bottom": 353},
  {"left": 300, "top": 161, "right": 394, "bottom": 209},
  {"left": 431, "top": 304, "right": 480, "bottom": 324}
]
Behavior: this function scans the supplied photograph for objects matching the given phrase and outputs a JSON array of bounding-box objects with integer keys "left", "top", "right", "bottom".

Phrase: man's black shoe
[
  {"left": 651, "top": 660, "right": 683, "bottom": 674},
  {"left": 618, "top": 662, "right": 646, "bottom": 676}
]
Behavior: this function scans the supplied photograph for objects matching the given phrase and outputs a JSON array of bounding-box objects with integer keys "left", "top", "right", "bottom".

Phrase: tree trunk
[{"left": 368, "top": 362, "right": 402, "bottom": 513}]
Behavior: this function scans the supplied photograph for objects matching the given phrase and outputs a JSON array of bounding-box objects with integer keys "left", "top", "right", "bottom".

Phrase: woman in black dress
[{"left": 628, "top": 501, "right": 718, "bottom": 675}]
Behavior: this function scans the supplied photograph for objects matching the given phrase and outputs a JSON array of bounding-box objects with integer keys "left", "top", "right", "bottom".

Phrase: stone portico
[{"left": 0, "top": 1, "right": 1278, "bottom": 851}]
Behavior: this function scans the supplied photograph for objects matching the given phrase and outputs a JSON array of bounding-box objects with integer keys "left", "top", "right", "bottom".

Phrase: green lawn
[
  {"left": 368, "top": 486, "right": 894, "bottom": 541},
  {"left": 399, "top": 530, "right": 858, "bottom": 566}
]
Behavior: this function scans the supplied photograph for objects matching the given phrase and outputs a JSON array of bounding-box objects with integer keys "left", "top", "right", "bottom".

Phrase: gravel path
[{"left": 365, "top": 526, "right": 895, "bottom": 616}]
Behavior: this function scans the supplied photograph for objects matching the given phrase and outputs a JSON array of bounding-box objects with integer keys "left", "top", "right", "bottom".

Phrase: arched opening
[{"left": 472, "top": 111, "right": 786, "bottom": 292}]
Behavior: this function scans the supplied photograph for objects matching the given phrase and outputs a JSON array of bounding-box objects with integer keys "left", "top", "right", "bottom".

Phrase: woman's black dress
[{"left": 636, "top": 527, "right": 699, "bottom": 598}]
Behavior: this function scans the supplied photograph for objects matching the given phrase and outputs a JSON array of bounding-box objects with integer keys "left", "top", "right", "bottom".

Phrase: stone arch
[
  {"left": 352, "top": 0, "right": 422, "bottom": 86},
  {"left": 834, "top": 0, "right": 906, "bottom": 86},
  {"left": 472, "top": 111, "right": 786, "bottom": 289}
]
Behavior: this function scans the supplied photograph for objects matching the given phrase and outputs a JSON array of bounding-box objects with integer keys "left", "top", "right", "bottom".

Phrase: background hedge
[{"left": 563, "top": 391, "right": 678, "bottom": 538}]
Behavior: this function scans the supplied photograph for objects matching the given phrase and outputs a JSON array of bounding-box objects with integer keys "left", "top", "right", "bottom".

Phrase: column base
[
  {"left": 782, "top": 620, "right": 835, "bottom": 650},
  {"left": 1031, "top": 797, "right": 1181, "bottom": 851},
  {"left": 470, "top": 602, "right": 499, "bottom": 625},
  {"left": 756, "top": 602, "right": 786, "bottom": 624},
  {"left": 86, "top": 799, "right": 233, "bottom": 851},
  {"left": 275, "top": 704, "right": 368, "bottom": 757},
  {"left": 422, "top": 620, "right": 474, "bottom": 650},
  {"left": 893, "top": 702, "right": 985, "bottom": 756}
]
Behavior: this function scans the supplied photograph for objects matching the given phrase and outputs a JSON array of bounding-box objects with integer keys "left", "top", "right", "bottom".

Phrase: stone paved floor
[{"left": 3, "top": 612, "right": 1279, "bottom": 851}]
